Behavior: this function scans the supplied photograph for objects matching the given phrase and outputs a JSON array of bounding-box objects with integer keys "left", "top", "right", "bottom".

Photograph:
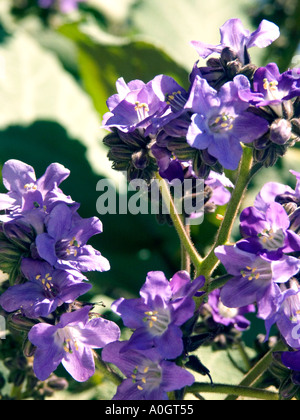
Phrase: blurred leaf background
[{"left": 1, "top": 0, "right": 300, "bottom": 399}]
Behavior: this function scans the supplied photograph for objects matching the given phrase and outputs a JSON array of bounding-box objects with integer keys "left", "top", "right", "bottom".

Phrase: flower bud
[
  {"left": 23, "top": 338, "right": 36, "bottom": 358},
  {"left": 270, "top": 119, "right": 292, "bottom": 145},
  {"left": 47, "top": 376, "right": 68, "bottom": 391},
  {"left": 7, "top": 313, "right": 37, "bottom": 333},
  {"left": 291, "top": 118, "right": 300, "bottom": 137}
]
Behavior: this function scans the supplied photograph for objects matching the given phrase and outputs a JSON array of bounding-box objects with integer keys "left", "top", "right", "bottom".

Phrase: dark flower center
[
  {"left": 165, "top": 90, "right": 187, "bottom": 112},
  {"left": 55, "top": 237, "right": 80, "bottom": 260},
  {"left": 36, "top": 272, "right": 59, "bottom": 299}
]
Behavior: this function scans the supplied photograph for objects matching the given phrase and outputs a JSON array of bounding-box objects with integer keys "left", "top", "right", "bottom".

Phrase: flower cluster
[
  {"left": 102, "top": 271, "right": 205, "bottom": 400},
  {"left": 102, "top": 17, "right": 300, "bottom": 186},
  {"left": 0, "top": 160, "right": 120, "bottom": 383},
  {"left": 215, "top": 170, "right": 300, "bottom": 376}
]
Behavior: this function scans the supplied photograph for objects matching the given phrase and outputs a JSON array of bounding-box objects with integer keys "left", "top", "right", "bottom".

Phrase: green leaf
[{"left": 186, "top": 345, "right": 256, "bottom": 400}]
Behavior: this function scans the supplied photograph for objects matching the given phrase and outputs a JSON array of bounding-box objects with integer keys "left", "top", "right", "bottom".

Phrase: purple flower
[
  {"left": 237, "top": 202, "right": 300, "bottom": 258},
  {"left": 38, "top": 0, "right": 85, "bottom": 13},
  {"left": 0, "top": 259, "right": 91, "bottom": 318},
  {"left": 28, "top": 306, "right": 120, "bottom": 382},
  {"left": 281, "top": 350, "right": 300, "bottom": 373},
  {"left": 0, "top": 159, "right": 77, "bottom": 217},
  {"left": 111, "top": 271, "right": 205, "bottom": 359},
  {"left": 215, "top": 245, "right": 300, "bottom": 320},
  {"left": 185, "top": 75, "right": 269, "bottom": 169},
  {"left": 240, "top": 63, "right": 300, "bottom": 113},
  {"left": 205, "top": 289, "right": 255, "bottom": 331},
  {"left": 151, "top": 143, "right": 185, "bottom": 183},
  {"left": 205, "top": 171, "right": 234, "bottom": 207},
  {"left": 254, "top": 179, "right": 296, "bottom": 213},
  {"left": 102, "top": 341, "right": 194, "bottom": 400},
  {"left": 191, "top": 18, "right": 280, "bottom": 65},
  {"left": 102, "top": 75, "right": 186, "bottom": 136},
  {"left": 35, "top": 203, "right": 110, "bottom": 274},
  {"left": 264, "top": 280, "right": 300, "bottom": 348}
]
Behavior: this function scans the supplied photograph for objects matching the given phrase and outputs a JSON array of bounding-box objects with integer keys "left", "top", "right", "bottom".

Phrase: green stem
[
  {"left": 93, "top": 352, "right": 123, "bottom": 387},
  {"left": 225, "top": 340, "right": 287, "bottom": 400},
  {"left": 199, "top": 146, "right": 254, "bottom": 279},
  {"left": 157, "top": 174, "right": 202, "bottom": 271},
  {"left": 181, "top": 224, "right": 191, "bottom": 274},
  {"left": 186, "top": 382, "right": 279, "bottom": 400},
  {"left": 207, "top": 274, "right": 234, "bottom": 293}
]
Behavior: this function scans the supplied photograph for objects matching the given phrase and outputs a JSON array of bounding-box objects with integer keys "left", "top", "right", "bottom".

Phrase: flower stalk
[
  {"left": 186, "top": 382, "right": 279, "bottom": 400},
  {"left": 157, "top": 174, "right": 203, "bottom": 272}
]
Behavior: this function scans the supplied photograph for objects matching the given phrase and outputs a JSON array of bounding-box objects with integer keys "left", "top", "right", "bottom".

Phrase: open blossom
[
  {"left": 264, "top": 280, "right": 300, "bottom": 348},
  {"left": 35, "top": 203, "right": 110, "bottom": 274},
  {"left": 102, "top": 341, "right": 194, "bottom": 400},
  {"left": 0, "top": 159, "right": 77, "bottom": 218},
  {"left": 191, "top": 18, "right": 280, "bottom": 65},
  {"left": 111, "top": 271, "right": 205, "bottom": 359},
  {"left": 185, "top": 75, "right": 269, "bottom": 170},
  {"left": 205, "top": 289, "right": 255, "bottom": 331},
  {"left": 237, "top": 202, "right": 300, "bottom": 258},
  {"left": 0, "top": 260, "right": 91, "bottom": 319},
  {"left": 215, "top": 245, "right": 300, "bottom": 320},
  {"left": 102, "top": 75, "right": 187, "bottom": 136},
  {"left": 28, "top": 306, "right": 120, "bottom": 382},
  {"left": 239, "top": 63, "right": 300, "bottom": 122}
]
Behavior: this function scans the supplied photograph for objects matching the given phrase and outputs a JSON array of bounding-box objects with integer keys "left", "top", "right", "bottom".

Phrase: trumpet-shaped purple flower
[
  {"left": 102, "top": 75, "right": 187, "bottom": 136},
  {"left": 205, "top": 289, "right": 255, "bottom": 331},
  {"left": 28, "top": 306, "right": 120, "bottom": 382},
  {"left": 102, "top": 341, "right": 194, "bottom": 400},
  {"left": 185, "top": 75, "right": 269, "bottom": 169},
  {"left": 0, "top": 159, "right": 77, "bottom": 218},
  {"left": 0, "top": 260, "right": 91, "bottom": 318},
  {"left": 191, "top": 18, "right": 280, "bottom": 65},
  {"left": 35, "top": 203, "right": 110, "bottom": 274},
  {"left": 237, "top": 202, "right": 300, "bottom": 258},
  {"left": 111, "top": 271, "right": 205, "bottom": 359},
  {"left": 215, "top": 245, "right": 300, "bottom": 320}
]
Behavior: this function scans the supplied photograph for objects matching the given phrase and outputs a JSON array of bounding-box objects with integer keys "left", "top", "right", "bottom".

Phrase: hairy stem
[
  {"left": 158, "top": 174, "right": 202, "bottom": 271},
  {"left": 186, "top": 382, "right": 279, "bottom": 400}
]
